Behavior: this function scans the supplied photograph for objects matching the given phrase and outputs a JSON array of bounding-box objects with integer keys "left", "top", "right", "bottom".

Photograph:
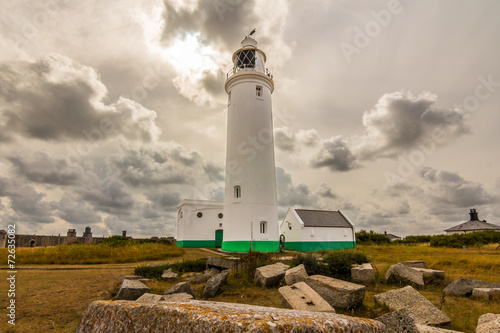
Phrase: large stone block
[
  {"left": 136, "top": 293, "right": 166, "bottom": 302},
  {"left": 163, "top": 281, "right": 195, "bottom": 298},
  {"left": 203, "top": 271, "right": 229, "bottom": 298},
  {"left": 161, "top": 268, "right": 178, "bottom": 281},
  {"left": 163, "top": 292, "right": 195, "bottom": 301},
  {"left": 351, "top": 263, "right": 375, "bottom": 285},
  {"left": 116, "top": 279, "right": 149, "bottom": 301},
  {"left": 279, "top": 281, "right": 335, "bottom": 313},
  {"left": 376, "top": 308, "right": 419, "bottom": 333},
  {"left": 416, "top": 324, "right": 464, "bottom": 332},
  {"left": 254, "top": 262, "right": 290, "bottom": 288},
  {"left": 285, "top": 264, "right": 308, "bottom": 286},
  {"left": 402, "top": 261, "right": 426, "bottom": 269},
  {"left": 374, "top": 286, "right": 451, "bottom": 326},
  {"left": 305, "top": 275, "right": 365, "bottom": 309},
  {"left": 207, "top": 256, "right": 241, "bottom": 272},
  {"left": 412, "top": 268, "right": 445, "bottom": 284},
  {"left": 476, "top": 313, "right": 500, "bottom": 333},
  {"left": 77, "top": 300, "right": 386, "bottom": 332},
  {"left": 385, "top": 263, "right": 425, "bottom": 286},
  {"left": 472, "top": 288, "right": 500, "bottom": 301},
  {"left": 444, "top": 278, "right": 500, "bottom": 297}
]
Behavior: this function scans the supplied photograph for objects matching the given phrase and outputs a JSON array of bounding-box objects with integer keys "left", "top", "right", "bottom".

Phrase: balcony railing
[{"left": 226, "top": 65, "right": 273, "bottom": 80}]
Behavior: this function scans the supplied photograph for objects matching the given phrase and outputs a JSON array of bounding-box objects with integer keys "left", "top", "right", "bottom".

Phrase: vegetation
[
  {"left": 0, "top": 242, "right": 183, "bottom": 265},
  {"left": 429, "top": 230, "right": 500, "bottom": 248},
  {"left": 355, "top": 230, "right": 391, "bottom": 245},
  {"left": 393, "top": 235, "right": 432, "bottom": 245},
  {"left": 134, "top": 258, "right": 207, "bottom": 279}
]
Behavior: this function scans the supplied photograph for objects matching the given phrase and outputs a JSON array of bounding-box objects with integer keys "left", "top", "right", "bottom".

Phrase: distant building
[
  {"left": 83, "top": 226, "right": 92, "bottom": 238},
  {"left": 444, "top": 208, "right": 500, "bottom": 235},
  {"left": 384, "top": 231, "right": 402, "bottom": 242},
  {"left": 279, "top": 208, "right": 356, "bottom": 251}
]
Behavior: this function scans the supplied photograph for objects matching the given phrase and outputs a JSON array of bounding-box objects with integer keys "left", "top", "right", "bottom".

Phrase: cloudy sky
[{"left": 0, "top": 0, "right": 499, "bottom": 238}]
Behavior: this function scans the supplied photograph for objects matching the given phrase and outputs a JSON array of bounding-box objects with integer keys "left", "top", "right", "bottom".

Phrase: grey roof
[
  {"left": 386, "top": 234, "right": 401, "bottom": 239},
  {"left": 444, "top": 220, "right": 500, "bottom": 232},
  {"left": 295, "top": 209, "right": 353, "bottom": 228}
]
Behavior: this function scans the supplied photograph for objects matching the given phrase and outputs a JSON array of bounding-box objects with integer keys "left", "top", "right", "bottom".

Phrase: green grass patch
[{"left": 0, "top": 242, "right": 184, "bottom": 265}]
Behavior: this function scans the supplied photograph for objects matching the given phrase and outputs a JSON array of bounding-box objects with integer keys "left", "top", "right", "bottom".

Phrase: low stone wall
[{"left": 77, "top": 300, "right": 386, "bottom": 332}]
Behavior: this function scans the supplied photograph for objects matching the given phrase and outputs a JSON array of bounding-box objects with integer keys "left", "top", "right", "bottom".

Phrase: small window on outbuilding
[
  {"left": 179, "top": 210, "right": 183, "bottom": 219},
  {"left": 256, "top": 85, "right": 262, "bottom": 97},
  {"left": 260, "top": 221, "right": 267, "bottom": 234},
  {"left": 197, "top": 212, "right": 203, "bottom": 218},
  {"left": 218, "top": 213, "right": 223, "bottom": 219},
  {"left": 234, "top": 185, "right": 241, "bottom": 199}
]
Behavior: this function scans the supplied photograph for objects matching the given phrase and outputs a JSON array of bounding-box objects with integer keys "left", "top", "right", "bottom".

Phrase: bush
[
  {"left": 323, "top": 250, "right": 369, "bottom": 280},
  {"left": 238, "top": 251, "right": 274, "bottom": 284},
  {"left": 430, "top": 231, "right": 500, "bottom": 248},
  {"left": 393, "top": 235, "right": 432, "bottom": 245},
  {"left": 134, "top": 258, "right": 207, "bottom": 279},
  {"left": 355, "top": 230, "right": 391, "bottom": 245},
  {"left": 100, "top": 236, "right": 131, "bottom": 247}
]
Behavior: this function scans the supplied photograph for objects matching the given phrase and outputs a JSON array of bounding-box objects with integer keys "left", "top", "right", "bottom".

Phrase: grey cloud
[
  {"left": 276, "top": 167, "right": 318, "bottom": 208},
  {"left": 77, "top": 178, "right": 134, "bottom": 214},
  {"left": 57, "top": 195, "right": 102, "bottom": 225},
  {"left": 7, "top": 152, "right": 82, "bottom": 185},
  {"left": 274, "top": 127, "right": 296, "bottom": 153},
  {"left": 419, "top": 167, "right": 494, "bottom": 208},
  {"left": 359, "top": 91, "right": 469, "bottom": 160},
  {"left": 145, "top": 190, "right": 181, "bottom": 212},
  {"left": 317, "top": 183, "right": 336, "bottom": 199},
  {"left": 204, "top": 162, "right": 224, "bottom": 183},
  {"left": 311, "top": 136, "right": 359, "bottom": 172},
  {"left": 0, "top": 54, "right": 160, "bottom": 143},
  {"left": 297, "top": 129, "right": 321, "bottom": 147},
  {"left": 200, "top": 70, "right": 225, "bottom": 97}
]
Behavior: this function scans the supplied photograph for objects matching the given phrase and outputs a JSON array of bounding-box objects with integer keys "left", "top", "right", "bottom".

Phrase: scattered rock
[
  {"left": 374, "top": 286, "right": 451, "bottom": 326},
  {"left": 285, "top": 264, "right": 308, "bottom": 286},
  {"left": 187, "top": 273, "right": 211, "bottom": 284},
  {"left": 182, "top": 272, "right": 202, "bottom": 279},
  {"left": 205, "top": 267, "right": 221, "bottom": 277},
  {"left": 207, "top": 256, "right": 241, "bottom": 272},
  {"left": 376, "top": 308, "right": 419, "bottom": 333},
  {"left": 402, "top": 261, "right": 426, "bottom": 269},
  {"left": 203, "top": 271, "right": 229, "bottom": 298},
  {"left": 443, "top": 278, "right": 500, "bottom": 297},
  {"left": 116, "top": 279, "right": 149, "bottom": 300},
  {"left": 476, "top": 313, "right": 500, "bottom": 333},
  {"left": 305, "top": 275, "right": 365, "bottom": 309},
  {"left": 385, "top": 263, "right": 425, "bottom": 286},
  {"left": 77, "top": 300, "right": 386, "bottom": 332},
  {"left": 472, "top": 288, "right": 500, "bottom": 301},
  {"left": 163, "top": 281, "right": 195, "bottom": 298},
  {"left": 136, "top": 293, "right": 165, "bottom": 302},
  {"left": 139, "top": 279, "right": 151, "bottom": 284},
  {"left": 161, "top": 268, "right": 179, "bottom": 281},
  {"left": 351, "top": 263, "right": 375, "bottom": 285},
  {"left": 254, "top": 263, "right": 290, "bottom": 288},
  {"left": 412, "top": 268, "right": 445, "bottom": 284},
  {"left": 279, "top": 281, "right": 335, "bottom": 313},
  {"left": 163, "top": 292, "right": 195, "bottom": 301},
  {"left": 416, "top": 324, "right": 464, "bottom": 332}
]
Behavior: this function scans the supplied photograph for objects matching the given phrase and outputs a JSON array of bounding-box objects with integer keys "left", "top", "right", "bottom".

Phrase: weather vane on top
[{"left": 246, "top": 28, "right": 256, "bottom": 38}]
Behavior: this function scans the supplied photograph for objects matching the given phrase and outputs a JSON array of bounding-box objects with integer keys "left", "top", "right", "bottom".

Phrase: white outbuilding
[{"left": 279, "top": 208, "right": 356, "bottom": 251}]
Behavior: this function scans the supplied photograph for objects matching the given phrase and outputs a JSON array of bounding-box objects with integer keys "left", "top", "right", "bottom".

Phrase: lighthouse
[{"left": 221, "top": 35, "right": 280, "bottom": 252}]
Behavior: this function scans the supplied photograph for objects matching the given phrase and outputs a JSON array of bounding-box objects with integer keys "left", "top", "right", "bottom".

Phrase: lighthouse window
[
  {"left": 260, "top": 221, "right": 267, "bottom": 234},
  {"left": 256, "top": 86, "right": 262, "bottom": 97},
  {"left": 197, "top": 212, "right": 203, "bottom": 218},
  {"left": 236, "top": 49, "right": 255, "bottom": 68},
  {"left": 234, "top": 185, "right": 241, "bottom": 199}
]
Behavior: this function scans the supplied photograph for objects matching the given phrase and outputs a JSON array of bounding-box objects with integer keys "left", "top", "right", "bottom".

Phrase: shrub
[
  {"left": 100, "top": 236, "right": 131, "bottom": 247},
  {"left": 323, "top": 250, "right": 369, "bottom": 280},
  {"left": 355, "top": 230, "right": 391, "bottom": 245},
  {"left": 134, "top": 258, "right": 207, "bottom": 279},
  {"left": 430, "top": 231, "right": 500, "bottom": 248}
]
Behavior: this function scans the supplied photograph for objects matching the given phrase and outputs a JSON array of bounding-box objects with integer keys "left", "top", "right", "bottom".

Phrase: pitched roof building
[{"left": 444, "top": 208, "right": 500, "bottom": 235}]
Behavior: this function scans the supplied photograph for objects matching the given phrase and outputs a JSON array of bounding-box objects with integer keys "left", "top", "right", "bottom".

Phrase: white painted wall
[{"left": 176, "top": 200, "right": 224, "bottom": 241}]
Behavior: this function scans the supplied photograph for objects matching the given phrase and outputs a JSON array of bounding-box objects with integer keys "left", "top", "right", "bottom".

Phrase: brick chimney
[{"left": 469, "top": 208, "right": 479, "bottom": 221}]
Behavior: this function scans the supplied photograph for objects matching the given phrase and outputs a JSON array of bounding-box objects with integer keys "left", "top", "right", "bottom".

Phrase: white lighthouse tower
[{"left": 221, "top": 35, "right": 280, "bottom": 252}]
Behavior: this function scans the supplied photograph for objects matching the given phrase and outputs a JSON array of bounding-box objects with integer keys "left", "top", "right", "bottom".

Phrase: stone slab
[
  {"left": 116, "top": 279, "right": 150, "bottom": 301},
  {"left": 162, "top": 292, "right": 194, "bottom": 301},
  {"left": 136, "top": 293, "right": 165, "bottom": 302},
  {"left": 351, "top": 263, "right": 375, "bottom": 286},
  {"left": 161, "top": 268, "right": 178, "bottom": 281},
  {"left": 254, "top": 262, "right": 290, "bottom": 288},
  {"left": 163, "top": 281, "right": 195, "bottom": 298},
  {"left": 444, "top": 278, "right": 500, "bottom": 297},
  {"left": 279, "top": 281, "right": 335, "bottom": 313},
  {"left": 120, "top": 276, "right": 142, "bottom": 283},
  {"left": 207, "top": 256, "right": 241, "bottom": 272},
  {"left": 285, "top": 264, "right": 308, "bottom": 286},
  {"left": 376, "top": 308, "right": 419, "bottom": 333},
  {"left": 402, "top": 261, "right": 426, "bottom": 269},
  {"left": 416, "top": 324, "right": 464, "bottom": 332},
  {"left": 77, "top": 300, "right": 386, "bottom": 332},
  {"left": 476, "top": 313, "right": 500, "bottom": 333},
  {"left": 374, "top": 286, "right": 451, "bottom": 326},
  {"left": 412, "top": 268, "right": 446, "bottom": 284},
  {"left": 385, "top": 263, "right": 425, "bottom": 286},
  {"left": 305, "top": 275, "right": 365, "bottom": 309},
  {"left": 472, "top": 288, "right": 500, "bottom": 301},
  {"left": 203, "top": 271, "right": 229, "bottom": 298}
]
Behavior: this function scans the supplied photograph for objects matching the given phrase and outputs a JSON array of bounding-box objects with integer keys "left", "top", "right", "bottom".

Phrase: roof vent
[{"left": 469, "top": 208, "right": 479, "bottom": 221}]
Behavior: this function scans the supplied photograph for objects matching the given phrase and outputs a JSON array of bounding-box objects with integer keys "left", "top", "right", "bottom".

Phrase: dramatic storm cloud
[{"left": 0, "top": 0, "right": 499, "bottom": 237}]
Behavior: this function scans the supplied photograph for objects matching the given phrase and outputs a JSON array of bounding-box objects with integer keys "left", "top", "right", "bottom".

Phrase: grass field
[{"left": 0, "top": 244, "right": 498, "bottom": 333}]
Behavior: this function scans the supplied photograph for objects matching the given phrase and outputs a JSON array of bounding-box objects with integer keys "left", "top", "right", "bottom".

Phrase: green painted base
[
  {"left": 221, "top": 240, "right": 280, "bottom": 253},
  {"left": 284, "top": 241, "right": 356, "bottom": 252},
  {"left": 176, "top": 240, "right": 216, "bottom": 248}
]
